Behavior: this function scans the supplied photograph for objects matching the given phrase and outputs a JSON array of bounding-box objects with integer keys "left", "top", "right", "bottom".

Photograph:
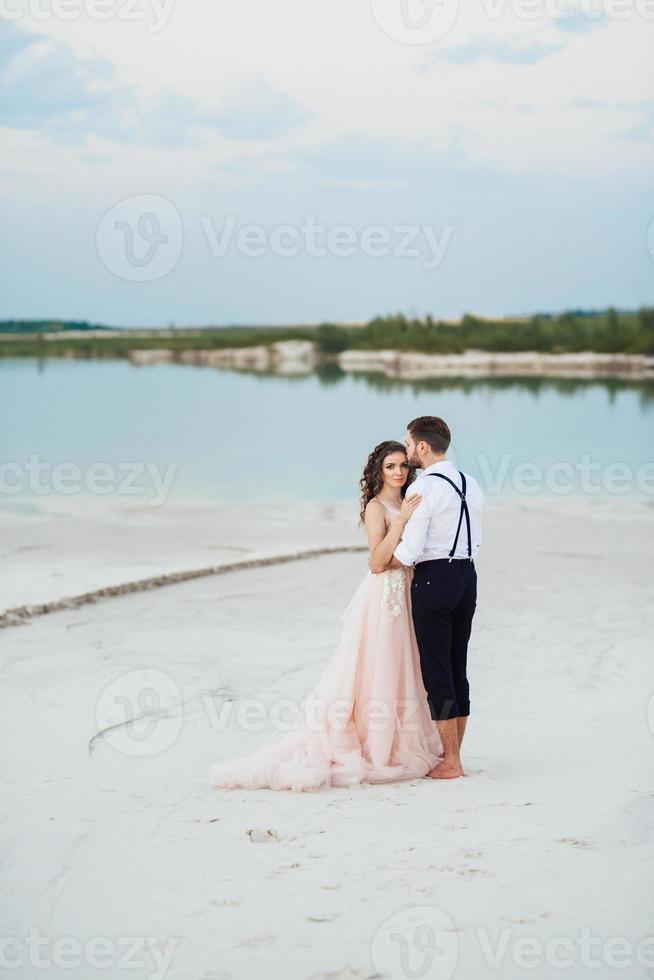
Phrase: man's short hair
[{"left": 407, "top": 416, "right": 451, "bottom": 454}]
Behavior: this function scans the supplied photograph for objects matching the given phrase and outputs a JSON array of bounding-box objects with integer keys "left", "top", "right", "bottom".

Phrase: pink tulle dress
[{"left": 209, "top": 499, "right": 442, "bottom": 791}]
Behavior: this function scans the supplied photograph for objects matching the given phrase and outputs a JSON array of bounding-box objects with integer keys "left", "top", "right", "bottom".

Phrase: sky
[{"left": 1, "top": 0, "right": 653, "bottom": 326}]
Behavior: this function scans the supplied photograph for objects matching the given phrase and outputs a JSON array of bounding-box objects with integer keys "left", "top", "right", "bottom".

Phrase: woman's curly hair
[{"left": 359, "top": 440, "right": 416, "bottom": 523}]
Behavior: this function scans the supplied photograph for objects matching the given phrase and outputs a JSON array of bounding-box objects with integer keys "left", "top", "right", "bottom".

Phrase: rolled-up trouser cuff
[{"left": 428, "top": 697, "right": 470, "bottom": 721}]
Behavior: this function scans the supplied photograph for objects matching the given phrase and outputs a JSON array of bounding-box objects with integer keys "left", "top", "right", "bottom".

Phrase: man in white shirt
[{"left": 379, "top": 415, "right": 483, "bottom": 780}]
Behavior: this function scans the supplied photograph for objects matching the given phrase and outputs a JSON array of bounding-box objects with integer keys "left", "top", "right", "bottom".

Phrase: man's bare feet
[
  {"left": 426, "top": 760, "right": 465, "bottom": 779},
  {"left": 432, "top": 719, "right": 465, "bottom": 778}
]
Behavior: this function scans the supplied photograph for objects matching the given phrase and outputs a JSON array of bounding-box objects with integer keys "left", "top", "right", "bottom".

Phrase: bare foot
[{"left": 426, "top": 760, "right": 465, "bottom": 779}]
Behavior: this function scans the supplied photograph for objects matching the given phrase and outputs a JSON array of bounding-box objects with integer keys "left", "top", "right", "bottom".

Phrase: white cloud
[{"left": 0, "top": 0, "right": 652, "bottom": 324}]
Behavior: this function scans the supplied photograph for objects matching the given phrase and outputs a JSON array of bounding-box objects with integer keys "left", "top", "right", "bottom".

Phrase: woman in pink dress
[{"left": 209, "top": 441, "right": 442, "bottom": 791}]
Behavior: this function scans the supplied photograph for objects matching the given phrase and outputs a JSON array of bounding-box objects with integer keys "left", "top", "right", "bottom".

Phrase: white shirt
[{"left": 394, "top": 460, "right": 484, "bottom": 566}]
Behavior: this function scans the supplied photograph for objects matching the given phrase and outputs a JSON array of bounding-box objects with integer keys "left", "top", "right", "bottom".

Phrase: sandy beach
[
  {"left": 0, "top": 497, "right": 363, "bottom": 617},
  {"left": 1, "top": 496, "right": 653, "bottom": 979}
]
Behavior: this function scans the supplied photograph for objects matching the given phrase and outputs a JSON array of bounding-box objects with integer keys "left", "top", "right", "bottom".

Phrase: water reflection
[
  {"left": 17, "top": 352, "right": 654, "bottom": 408},
  {"left": 191, "top": 358, "right": 654, "bottom": 408},
  {"left": 342, "top": 369, "right": 654, "bottom": 407}
]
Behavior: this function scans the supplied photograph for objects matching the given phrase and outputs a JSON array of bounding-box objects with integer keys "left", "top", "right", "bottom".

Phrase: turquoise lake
[{"left": 2, "top": 357, "right": 653, "bottom": 501}]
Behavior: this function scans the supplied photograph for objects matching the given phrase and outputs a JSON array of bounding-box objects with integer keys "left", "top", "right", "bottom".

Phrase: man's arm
[
  {"left": 393, "top": 494, "right": 430, "bottom": 567},
  {"left": 365, "top": 496, "right": 421, "bottom": 573}
]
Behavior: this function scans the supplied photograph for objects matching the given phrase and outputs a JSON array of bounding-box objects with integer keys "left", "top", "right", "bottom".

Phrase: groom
[{"left": 371, "top": 416, "right": 484, "bottom": 779}]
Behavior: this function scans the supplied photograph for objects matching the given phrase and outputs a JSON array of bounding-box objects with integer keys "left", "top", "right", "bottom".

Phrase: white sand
[
  {"left": 1, "top": 497, "right": 653, "bottom": 979},
  {"left": 0, "top": 497, "right": 361, "bottom": 614}
]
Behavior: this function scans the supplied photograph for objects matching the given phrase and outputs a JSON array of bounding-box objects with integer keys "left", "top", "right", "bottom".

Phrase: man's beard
[{"left": 408, "top": 451, "right": 422, "bottom": 468}]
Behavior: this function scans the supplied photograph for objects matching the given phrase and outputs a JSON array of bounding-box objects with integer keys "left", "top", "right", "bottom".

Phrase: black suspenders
[{"left": 429, "top": 471, "right": 472, "bottom": 561}]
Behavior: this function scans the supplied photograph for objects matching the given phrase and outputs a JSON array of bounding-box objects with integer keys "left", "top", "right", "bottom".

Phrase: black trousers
[{"left": 410, "top": 559, "right": 477, "bottom": 722}]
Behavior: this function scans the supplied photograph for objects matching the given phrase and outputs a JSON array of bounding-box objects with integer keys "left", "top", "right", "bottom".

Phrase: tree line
[
  {"left": 315, "top": 308, "right": 654, "bottom": 356},
  {"left": 1, "top": 308, "right": 653, "bottom": 357}
]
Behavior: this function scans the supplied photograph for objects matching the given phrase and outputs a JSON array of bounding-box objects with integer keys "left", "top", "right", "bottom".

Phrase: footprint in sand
[{"left": 268, "top": 862, "right": 301, "bottom": 875}]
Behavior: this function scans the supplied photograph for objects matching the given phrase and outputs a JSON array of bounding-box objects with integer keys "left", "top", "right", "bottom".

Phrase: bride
[{"left": 209, "top": 440, "right": 442, "bottom": 791}]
